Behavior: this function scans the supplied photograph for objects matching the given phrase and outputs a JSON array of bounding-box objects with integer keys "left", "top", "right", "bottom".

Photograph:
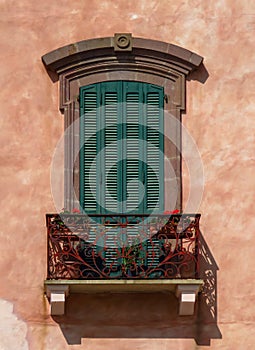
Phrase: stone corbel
[
  {"left": 175, "top": 284, "right": 200, "bottom": 316},
  {"left": 46, "top": 285, "right": 69, "bottom": 315}
]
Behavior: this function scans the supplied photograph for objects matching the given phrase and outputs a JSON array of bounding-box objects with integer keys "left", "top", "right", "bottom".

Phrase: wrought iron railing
[{"left": 46, "top": 213, "right": 200, "bottom": 280}]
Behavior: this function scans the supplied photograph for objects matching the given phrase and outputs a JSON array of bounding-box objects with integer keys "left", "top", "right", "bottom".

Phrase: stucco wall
[{"left": 0, "top": 1, "right": 254, "bottom": 349}]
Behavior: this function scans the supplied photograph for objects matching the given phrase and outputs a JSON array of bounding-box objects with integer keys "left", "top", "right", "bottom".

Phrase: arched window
[{"left": 42, "top": 34, "right": 203, "bottom": 213}]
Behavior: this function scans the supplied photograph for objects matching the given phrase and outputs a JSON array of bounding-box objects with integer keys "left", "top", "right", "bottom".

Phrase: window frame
[{"left": 42, "top": 34, "right": 203, "bottom": 212}]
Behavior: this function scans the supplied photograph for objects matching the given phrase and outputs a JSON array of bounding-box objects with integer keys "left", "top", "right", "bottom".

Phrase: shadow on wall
[
  {"left": 52, "top": 231, "right": 221, "bottom": 346},
  {"left": 195, "top": 231, "right": 222, "bottom": 345}
]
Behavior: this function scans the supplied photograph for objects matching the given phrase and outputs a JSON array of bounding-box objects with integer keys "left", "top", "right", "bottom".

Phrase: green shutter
[
  {"left": 123, "top": 82, "right": 144, "bottom": 213},
  {"left": 100, "top": 82, "right": 122, "bottom": 272},
  {"left": 144, "top": 84, "right": 164, "bottom": 213},
  {"left": 80, "top": 84, "right": 99, "bottom": 213},
  {"left": 100, "top": 82, "right": 122, "bottom": 214},
  {"left": 80, "top": 81, "right": 164, "bottom": 215},
  {"left": 80, "top": 81, "right": 164, "bottom": 273},
  {"left": 143, "top": 84, "right": 164, "bottom": 269}
]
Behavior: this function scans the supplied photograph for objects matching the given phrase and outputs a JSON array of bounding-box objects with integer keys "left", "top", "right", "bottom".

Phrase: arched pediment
[
  {"left": 42, "top": 34, "right": 203, "bottom": 111},
  {"left": 42, "top": 34, "right": 203, "bottom": 77}
]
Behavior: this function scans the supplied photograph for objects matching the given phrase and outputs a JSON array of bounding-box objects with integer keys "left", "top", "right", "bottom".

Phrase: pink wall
[{"left": 0, "top": 1, "right": 254, "bottom": 349}]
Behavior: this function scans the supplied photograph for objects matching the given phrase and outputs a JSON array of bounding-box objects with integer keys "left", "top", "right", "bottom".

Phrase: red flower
[
  {"left": 171, "top": 209, "right": 180, "bottom": 214},
  {"left": 72, "top": 208, "right": 81, "bottom": 213},
  {"left": 163, "top": 209, "right": 180, "bottom": 214}
]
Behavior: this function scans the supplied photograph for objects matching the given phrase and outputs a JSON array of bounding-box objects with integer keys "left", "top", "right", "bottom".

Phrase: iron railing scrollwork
[{"left": 46, "top": 213, "right": 200, "bottom": 280}]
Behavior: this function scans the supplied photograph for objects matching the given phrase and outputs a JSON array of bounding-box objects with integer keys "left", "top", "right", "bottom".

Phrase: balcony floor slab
[{"left": 44, "top": 279, "right": 203, "bottom": 294}]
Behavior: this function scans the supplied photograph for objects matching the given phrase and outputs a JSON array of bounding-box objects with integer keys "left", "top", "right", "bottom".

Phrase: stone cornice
[{"left": 42, "top": 35, "right": 203, "bottom": 78}]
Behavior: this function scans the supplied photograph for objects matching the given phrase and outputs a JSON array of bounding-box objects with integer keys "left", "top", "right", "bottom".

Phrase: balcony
[
  {"left": 46, "top": 213, "right": 201, "bottom": 279},
  {"left": 45, "top": 213, "right": 203, "bottom": 315}
]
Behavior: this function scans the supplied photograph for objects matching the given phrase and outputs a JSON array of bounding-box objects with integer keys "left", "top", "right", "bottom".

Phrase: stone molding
[
  {"left": 42, "top": 35, "right": 203, "bottom": 77},
  {"left": 42, "top": 35, "right": 203, "bottom": 112}
]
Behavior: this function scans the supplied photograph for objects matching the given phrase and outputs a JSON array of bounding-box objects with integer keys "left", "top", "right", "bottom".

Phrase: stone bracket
[
  {"left": 175, "top": 284, "right": 200, "bottom": 316},
  {"left": 45, "top": 285, "right": 69, "bottom": 315}
]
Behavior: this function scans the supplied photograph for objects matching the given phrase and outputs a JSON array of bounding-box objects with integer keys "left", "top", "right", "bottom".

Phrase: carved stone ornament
[{"left": 114, "top": 33, "right": 133, "bottom": 51}]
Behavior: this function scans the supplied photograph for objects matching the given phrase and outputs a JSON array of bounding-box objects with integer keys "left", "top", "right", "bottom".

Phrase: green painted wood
[
  {"left": 80, "top": 81, "right": 164, "bottom": 271},
  {"left": 79, "top": 84, "right": 99, "bottom": 213},
  {"left": 80, "top": 81, "right": 164, "bottom": 215},
  {"left": 144, "top": 84, "right": 164, "bottom": 213},
  {"left": 123, "top": 81, "right": 144, "bottom": 214},
  {"left": 100, "top": 81, "right": 122, "bottom": 214}
]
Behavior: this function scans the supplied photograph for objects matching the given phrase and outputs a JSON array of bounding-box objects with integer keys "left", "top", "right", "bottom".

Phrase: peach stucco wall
[{"left": 0, "top": 1, "right": 255, "bottom": 349}]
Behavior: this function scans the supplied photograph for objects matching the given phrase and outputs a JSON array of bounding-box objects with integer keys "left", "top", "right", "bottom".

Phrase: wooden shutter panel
[
  {"left": 144, "top": 84, "right": 164, "bottom": 213},
  {"left": 123, "top": 82, "right": 144, "bottom": 214},
  {"left": 100, "top": 82, "right": 122, "bottom": 273},
  {"left": 100, "top": 82, "right": 122, "bottom": 214},
  {"left": 80, "top": 84, "right": 99, "bottom": 213},
  {"left": 143, "top": 84, "right": 164, "bottom": 269}
]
